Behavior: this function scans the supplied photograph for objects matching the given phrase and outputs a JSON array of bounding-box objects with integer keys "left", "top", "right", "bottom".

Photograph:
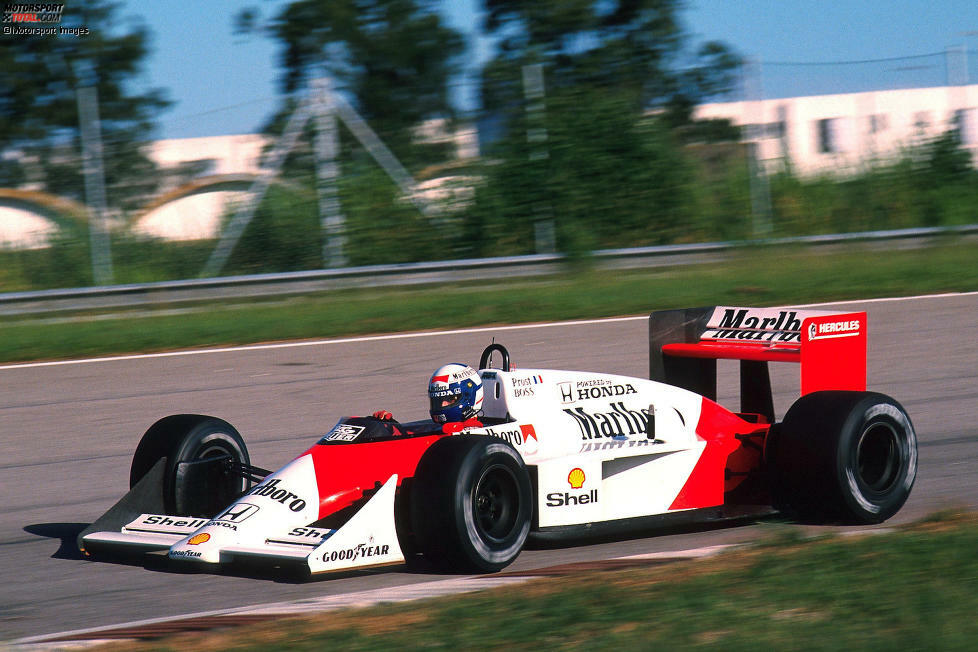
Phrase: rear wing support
[{"left": 649, "top": 306, "right": 867, "bottom": 423}]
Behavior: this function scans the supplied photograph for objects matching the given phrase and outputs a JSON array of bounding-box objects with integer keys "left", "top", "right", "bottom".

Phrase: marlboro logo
[{"left": 702, "top": 308, "right": 803, "bottom": 343}]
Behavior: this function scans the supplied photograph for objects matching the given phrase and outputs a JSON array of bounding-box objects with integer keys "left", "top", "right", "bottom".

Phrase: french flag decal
[{"left": 531, "top": 375, "right": 543, "bottom": 384}]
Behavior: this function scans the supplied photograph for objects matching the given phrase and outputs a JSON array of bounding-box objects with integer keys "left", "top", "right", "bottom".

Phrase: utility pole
[
  {"left": 523, "top": 62, "right": 555, "bottom": 254},
  {"left": 313, "top": 77, "right": 347, "bottom": 268},
  {"left": 743, "top": 57, "right": 773, "bottom": 239},
  {"left": 946, "top": 44, "right": 968, "bottom": 87},
  {"left": 75, "top": 60, "right": 114, "bottom": 286},
  {"left": 946, "top": 45, "right": 968, "bottom": 143}
]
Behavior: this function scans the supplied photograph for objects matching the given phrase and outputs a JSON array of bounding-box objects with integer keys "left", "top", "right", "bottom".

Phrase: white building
[
  {"left": 133, "top": 134, "right": 270, "bottom": 241},
  {"left": 1, "top": 123, "right": 480, "bottom": 248},
  {"left": 145, "top": 133, "right": 269, "bottom": 178},
  {"left": 695, "top": 84, "right": 978, "bottom": 176}
]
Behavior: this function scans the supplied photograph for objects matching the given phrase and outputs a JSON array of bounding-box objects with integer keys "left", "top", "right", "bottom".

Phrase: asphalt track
[{"left": 2, "top": 293, "right": 976, "bottom": 642}]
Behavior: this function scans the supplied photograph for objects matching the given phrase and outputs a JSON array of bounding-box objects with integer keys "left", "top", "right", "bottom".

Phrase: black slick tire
[
  {"left": 411, "top": 435, "right": 531, "bottom": 573},
  {"left": 130, "top": 415, "right": 250, "bottom": 517},
  {"left": 768, "top": 391, "right": 917, "bottom": 524}
]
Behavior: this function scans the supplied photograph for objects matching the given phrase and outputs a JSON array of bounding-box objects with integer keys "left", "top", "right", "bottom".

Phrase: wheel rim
[
  {"left": 200, "top": 439, "right": 243, "bottom": 504},
  {"left": 197, "top": 442, "right": 231, "bottom": 460},
  {"left": 856, "top": 421, "right": 901, "bottom": 494},
  {"left": 473, "top": 463, "right": 520, "bottom": 543},
  {"left": 176, "top": 435, "right": 243, "bottom": 516}
]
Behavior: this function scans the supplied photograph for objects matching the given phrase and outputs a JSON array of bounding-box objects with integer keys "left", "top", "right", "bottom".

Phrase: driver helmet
[{"left": 428, "top": 363, "right": 483, "bottom": 424}]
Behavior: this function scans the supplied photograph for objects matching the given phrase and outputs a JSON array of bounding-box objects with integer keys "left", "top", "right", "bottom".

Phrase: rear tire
[
  {"left": 768, "top": 391, "right": 917, "bottom": 524},
  {"left": 131, "top": 415, "right": 250, "bottom": 517},
  {"left": 411, "top": 435, "right": 531, "bottom": 573}
]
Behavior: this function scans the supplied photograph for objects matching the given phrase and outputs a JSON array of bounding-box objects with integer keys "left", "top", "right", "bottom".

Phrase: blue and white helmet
[{"left": 428, "top": 363, "right": 483, "bottom": 424}]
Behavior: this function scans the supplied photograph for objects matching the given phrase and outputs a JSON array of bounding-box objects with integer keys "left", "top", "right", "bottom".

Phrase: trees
[
  {"left": 239, "top": 0, "right": 464, "bottom": 169},
  {"left": 226, "top": 0, "right": 468, "bottom": 269},
  {"left": 469, "top": 0, "right": 743, "bottom": 255},
  {"left": 480, "top": 0, "right": 740, "bottom": 118},
  {"left": 0, "top": 0, "right": 169, "bottom": 212},
  {"left": 232, "top": 0, "right": 744, "bottom": 264}
]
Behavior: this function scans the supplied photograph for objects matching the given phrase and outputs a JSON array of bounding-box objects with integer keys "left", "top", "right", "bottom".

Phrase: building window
[
  {"left": 816, "top": 118, "right": 839, "bottom": 153},
  {"left": 953, "top": 109, "right": 976, "bottom": 145},
  {"left": 869, "top": 114, "right": 888, "bottom": 134},
  {"left": 775, "top": 105, "right": 788, "bottom": 140}
]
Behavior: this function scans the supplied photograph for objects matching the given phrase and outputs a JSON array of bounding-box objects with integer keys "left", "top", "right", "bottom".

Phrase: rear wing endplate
[{"left": 649, "top": 306, "right": 866, "bottom": 422}]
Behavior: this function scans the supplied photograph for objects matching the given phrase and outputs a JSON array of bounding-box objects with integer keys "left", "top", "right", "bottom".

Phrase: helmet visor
[{"left": 430, "top": 391, "right": 462, "bottom": 413}]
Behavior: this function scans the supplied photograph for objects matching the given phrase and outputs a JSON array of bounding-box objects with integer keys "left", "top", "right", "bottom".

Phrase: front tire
[
  {"left": 768, "top": 391, "right": 917, "bottom": 524},
  {"left": 131, "top": 415, "right": 250, "bottom": 517},
  {"left": 411, "top": 435, "right": 532, "bottom": 573}
]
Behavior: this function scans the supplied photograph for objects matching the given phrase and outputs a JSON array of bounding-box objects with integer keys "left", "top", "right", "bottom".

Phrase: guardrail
[{"left": 1, "top": 224, "right": 975, "bottom": 316}]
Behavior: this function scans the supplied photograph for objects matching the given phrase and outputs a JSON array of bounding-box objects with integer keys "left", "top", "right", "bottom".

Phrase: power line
[
  {"left": 762, "top": 50, "right": 953, "bottom": 67},
  {"left": 159, "top": 96, "right": 281, "bottom": 127},
  {"left": 151, "top": 50, "right": 976, "bottom": 130}
]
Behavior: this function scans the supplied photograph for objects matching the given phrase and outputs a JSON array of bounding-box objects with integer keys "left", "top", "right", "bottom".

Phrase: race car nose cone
[{"left": 169, "top": 527, "right": 225, "bottom": 563}]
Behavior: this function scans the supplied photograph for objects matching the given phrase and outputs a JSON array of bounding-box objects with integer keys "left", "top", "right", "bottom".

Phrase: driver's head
[{"left": 428, "top": 363, "right": 483, "bottom": 423}]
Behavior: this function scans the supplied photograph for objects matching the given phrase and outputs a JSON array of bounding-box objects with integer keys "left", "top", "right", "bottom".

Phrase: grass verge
[
  {"left": 95, "top": 511, "right": 978, "bottom": 651},
  {"left": 1, "top": 240, "right": 976, "bottom": 364}
]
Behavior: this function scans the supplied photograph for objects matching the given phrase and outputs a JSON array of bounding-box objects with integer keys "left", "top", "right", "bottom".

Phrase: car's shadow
[
  {"left": 524, "top": 511, "right": 783, "bottom": 550},
  {"left": 26, "top": 513, "right": 791, "bottom": 584},
  {"left": 24, "top": 523, "right": 89, "bottom": 561}
]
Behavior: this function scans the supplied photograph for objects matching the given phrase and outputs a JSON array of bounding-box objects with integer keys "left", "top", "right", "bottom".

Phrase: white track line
[
  {"left": 2, "top": 291, "right": 975, "bottom": 372},
  {"left": 0, "top": 316, "right": 644, "bottom": 371},
  {"left": 790, "top": 290, "right": 978, "bottom": 309}
]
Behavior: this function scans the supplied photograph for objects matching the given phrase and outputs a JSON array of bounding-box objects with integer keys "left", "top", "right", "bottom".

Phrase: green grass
[
  {"left": 100, "top": 511, "right": 978, "bottom": 650},
  {"left": 1, "top": 240, "right": 976, "bottom": 364}
]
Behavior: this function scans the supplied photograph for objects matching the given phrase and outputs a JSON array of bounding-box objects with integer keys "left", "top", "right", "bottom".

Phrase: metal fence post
[
  {"left": 313, "top": 77, "right": 347, "bottom": 268},
  {"left": 75, "top": 60, "right": 114, "bottom": 286},
  {"left": 523, "top": 62, "right": 555, "bottom": 254},
  {"left": 743, "top": 57, "right": 773, "bottom": 238}
]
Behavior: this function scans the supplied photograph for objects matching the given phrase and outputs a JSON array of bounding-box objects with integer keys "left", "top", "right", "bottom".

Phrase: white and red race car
[{"left": 79, "top": 306, "right": 917, "bottom": 575}]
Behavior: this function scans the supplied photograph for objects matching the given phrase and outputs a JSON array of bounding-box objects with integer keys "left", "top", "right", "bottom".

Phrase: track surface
[{"left": 2, "top": 294, "right": 976, "bottom": 641}]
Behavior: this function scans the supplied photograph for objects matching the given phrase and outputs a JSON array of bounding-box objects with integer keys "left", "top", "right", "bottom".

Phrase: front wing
[{"left": 81, "top": 474, "right": 404, "bottom": 575}]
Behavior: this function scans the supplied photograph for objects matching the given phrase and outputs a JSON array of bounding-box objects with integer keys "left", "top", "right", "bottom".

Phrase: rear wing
[{"left": 649, "top": 306, "right": 866, "bottom": 422}]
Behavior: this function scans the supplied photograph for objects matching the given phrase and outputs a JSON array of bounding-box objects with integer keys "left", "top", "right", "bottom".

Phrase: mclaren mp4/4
[{"left": 78, "top": 306, "right": 917, "bottom": 575}]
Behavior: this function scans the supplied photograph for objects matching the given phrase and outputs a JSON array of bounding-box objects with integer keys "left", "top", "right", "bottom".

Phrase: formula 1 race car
[{"left": 78, "top": 305, "right": 918, "bottom": 575}]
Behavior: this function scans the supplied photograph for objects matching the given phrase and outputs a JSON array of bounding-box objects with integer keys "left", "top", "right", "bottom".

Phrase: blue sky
[{"left": 114, "top": 1, "right": 978, "bottom": 139}]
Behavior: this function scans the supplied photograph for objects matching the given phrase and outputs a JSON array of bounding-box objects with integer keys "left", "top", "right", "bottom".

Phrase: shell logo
[
  {"left": 187, "top": 533, "right": 211, "bottom": 545},
  {"left": 567, "top": 468, "right": 586, "bottom": 489}
]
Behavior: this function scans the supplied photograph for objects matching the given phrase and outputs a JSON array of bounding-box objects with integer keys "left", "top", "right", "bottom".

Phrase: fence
[
  {"left": 2, "top": 224, "right": 974, "bottom": 316},
  {"left": 5, "top": 36, "right": 978, "bottom": 291}
]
